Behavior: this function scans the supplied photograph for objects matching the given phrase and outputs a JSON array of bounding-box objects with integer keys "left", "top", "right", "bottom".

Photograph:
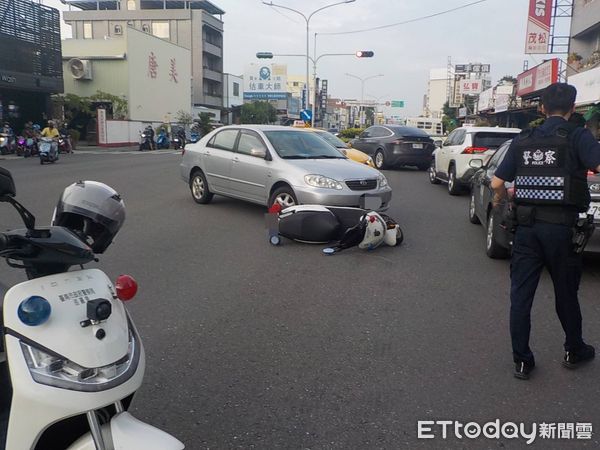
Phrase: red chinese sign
[
  {"left": 148, "top": 52, "right": 158, "bottom": 79},
  {"left": 525, "top": 0, "right": 553, "bottom": 54},
  {"left": 517, "top": 58, "right": 559, "bottom": 97}
]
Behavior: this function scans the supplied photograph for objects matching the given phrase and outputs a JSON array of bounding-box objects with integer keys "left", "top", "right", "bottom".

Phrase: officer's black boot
[{"left": 563, "top": 344, "right": 595, "bottom": 369}]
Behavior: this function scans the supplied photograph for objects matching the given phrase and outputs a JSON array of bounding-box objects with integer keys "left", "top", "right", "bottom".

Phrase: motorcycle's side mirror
[{"left": 0, "top": 167, "right": 16, "bottom": 197}]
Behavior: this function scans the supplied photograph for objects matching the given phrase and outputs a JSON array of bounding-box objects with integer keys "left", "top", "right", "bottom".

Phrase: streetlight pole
[
  {"left": 262, "top": 0, "right": 356, "bottom": 119},
  {"left": 345, "top": 73, "right": 384, "bottom": 126}
]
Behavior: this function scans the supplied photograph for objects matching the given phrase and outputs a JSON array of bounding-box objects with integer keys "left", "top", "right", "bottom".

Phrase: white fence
[{"left": 97, "top": 118, "right": 163, "bottom": 147}]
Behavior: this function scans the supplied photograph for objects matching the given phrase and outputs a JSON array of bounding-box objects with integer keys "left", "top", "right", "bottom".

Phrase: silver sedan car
[{"left": 180, "top": 125, "right": 392, "bottom": 209}]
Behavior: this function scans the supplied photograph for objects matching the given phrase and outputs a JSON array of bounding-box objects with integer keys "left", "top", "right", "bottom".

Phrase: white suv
[{"left": 429, "top": 126, "right": 520, "bottom": 195}]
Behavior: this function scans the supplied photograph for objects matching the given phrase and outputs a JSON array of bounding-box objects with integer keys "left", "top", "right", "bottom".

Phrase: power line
[{"left": 319, "top": 0, "right": 491, "bottom": 36}]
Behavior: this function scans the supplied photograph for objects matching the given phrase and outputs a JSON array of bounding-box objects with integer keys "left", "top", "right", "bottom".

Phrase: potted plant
[{"left": 568, "top": 52, "right": 583, "bottom": 69}]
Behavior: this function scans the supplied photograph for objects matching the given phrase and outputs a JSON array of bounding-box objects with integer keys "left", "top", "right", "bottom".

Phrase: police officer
[{"left": 491, "top": 83, "right": 600, "bottom": 380}]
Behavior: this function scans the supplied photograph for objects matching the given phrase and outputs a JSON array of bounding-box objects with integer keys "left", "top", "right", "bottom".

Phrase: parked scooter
[
  {"left": 0, "top": 133, "right": 15, "bottom": 155},
  {"left": 58, "top": 133, "right": 73, "bottom": 154},
  {"left": 155, "top": 130, "right": 170, "bottom": 149},
  {"left": 0, "top": 169, "right": 185, "bottom": 450},
  {"left": 139, "top": 129, "right": 153, "bottom": 151},
  {"left": 38, "top": 137, "right": 59, "bottom": 164},
  {"left": 15, "top": 136, "right": 26, "bottom": 156},
  {"left": 189, "top": 130, "right": 200, "bottom": 144},
  {"left": 171, "top": 128, "right": 186, "bottom": 150}
]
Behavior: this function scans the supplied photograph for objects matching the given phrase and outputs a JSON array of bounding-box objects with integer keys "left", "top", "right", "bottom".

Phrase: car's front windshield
[
  {"left": 264, "top": 130, "right": 346, "bottom": 159},
  {"left": 315, "top": 131, "right": 347, "bottom": 149}
]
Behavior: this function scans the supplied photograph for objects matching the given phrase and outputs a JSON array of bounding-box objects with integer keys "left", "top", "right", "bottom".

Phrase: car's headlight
[
  {"left": 20, "top": 321, "right": 140, "bottom": 392},
  {"left": 378, "top": 174, "right": 389, "bottom": 189},
  {"left": 366, "top": 157, "right": 374, "bottom": 166},
  {"left": 304, "top": 175, "right": 343, "bottom": 190}
]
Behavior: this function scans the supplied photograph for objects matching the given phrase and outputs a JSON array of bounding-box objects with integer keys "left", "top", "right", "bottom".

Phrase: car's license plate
[
  {"left": 586, "top": 203, "right": 600, "bottom": 220},
  {"left": 412, "top": 143, "right": 423, "bottom": 149}
]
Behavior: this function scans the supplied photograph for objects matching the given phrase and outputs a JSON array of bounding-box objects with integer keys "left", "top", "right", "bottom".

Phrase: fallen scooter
[
  {"left": 0, "top": 169, "right": 184, "bottom": 449},
  {"left": 266, "top": 204, "right": 403, "bottom": 254}
]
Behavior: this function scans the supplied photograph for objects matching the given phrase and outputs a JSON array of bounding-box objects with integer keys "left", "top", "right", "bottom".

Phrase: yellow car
[{"left": 309, "top": 129, "right": 375, "bottom": 168}]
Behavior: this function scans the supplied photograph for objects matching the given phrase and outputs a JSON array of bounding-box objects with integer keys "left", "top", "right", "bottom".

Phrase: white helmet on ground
[{"left": 358, "top": 212, "right": 386, "bottom": 250}]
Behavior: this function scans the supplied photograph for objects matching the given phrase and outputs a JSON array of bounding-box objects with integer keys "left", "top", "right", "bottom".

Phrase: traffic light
[
  {"left": 355, "top": 51, "right": 374, "bottom": 58},
  {"left": 256, "top": 52, "right": 274, "bottom": 59}
]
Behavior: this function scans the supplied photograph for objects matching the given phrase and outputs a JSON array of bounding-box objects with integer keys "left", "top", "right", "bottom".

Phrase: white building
[
  {"left": 222, "top": 73, "right": 243, "bottom": 124},
  {"left": 62, "top": 0, "right": 225, "bottom": 111},
  {"left": 63, "top": 27, "right": 191, "bottom": 123},
  {"left": 423, "top": 68, "right": 451, "bottom": 119}
]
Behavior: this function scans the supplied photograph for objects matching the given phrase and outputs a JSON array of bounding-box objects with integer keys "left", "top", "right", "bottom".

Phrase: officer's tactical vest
[{"left": 513, "top": 123, "right": 589, "bottom": 211}]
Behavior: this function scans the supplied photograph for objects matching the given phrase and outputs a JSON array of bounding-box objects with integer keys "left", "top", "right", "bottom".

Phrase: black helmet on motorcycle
[{"left": 52, "top": 181, "right": 126, "bottom": 253}]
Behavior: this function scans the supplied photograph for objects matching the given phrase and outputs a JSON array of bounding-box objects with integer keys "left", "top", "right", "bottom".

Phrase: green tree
[
  {"left": 89, "top": 91, "right": 128, "bottom": 119},
  {"left": 442, "top": 101, "right": 457, "bottom": 133},
  {"left": 240, "top": 101, "right": 277, "bottom": 124},
  {"left": 499, "top": 75, "right": 517, "bottom": 85},
  {"left": 175, "top": 110, "right": 193, "bottom": 128},
  {"left": 196, "top": 112, "right": 213, "bottom": 135}
]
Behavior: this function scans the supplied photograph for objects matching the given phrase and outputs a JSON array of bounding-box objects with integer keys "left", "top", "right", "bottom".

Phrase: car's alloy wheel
[
  {"left": 190, "top": 171, "right": 213, "bottom": 204},
  {"left": 486, "top": 212, "right": 509, "bottom": 259},
  {"left": 448, "top": 166, "right": 460, "bottom": 195},
  {"left": 274, "top": 192, "right": 295, "bottom": 208},
  {"left": 269, "top": 186, "right": 298, "bottom": 209},
  {"left": 374, "top": 150, "right": 386, "bottom": 169},
  {"left": 429, "top": 162, "right": 440, "bottom": 184},
  {"left": 469, "top": 191, "right": 481, "bottom": 224}
]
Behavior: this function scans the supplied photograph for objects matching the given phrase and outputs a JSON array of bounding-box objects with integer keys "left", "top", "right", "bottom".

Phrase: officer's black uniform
[{"left": 495, "top": 116, "right": 600, "bottom": 369}]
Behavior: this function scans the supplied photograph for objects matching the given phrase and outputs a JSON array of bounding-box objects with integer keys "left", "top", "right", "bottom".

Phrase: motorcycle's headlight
[
  {"left": 0, "top": 137, "right": 5, "bottom": 144},
  {"left": 378, "top": 174, "right": 389, "bottom": 189},
  {"left": 304, "top": 174, "right": 343, "bottom": 190},
  {"left": 20, "top": 320, "right": 140, "bottom": 392}
]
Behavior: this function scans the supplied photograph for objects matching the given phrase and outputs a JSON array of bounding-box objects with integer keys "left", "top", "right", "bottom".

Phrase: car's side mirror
[
  {"left": 250, "top": 148, "right": 267, "bottom": 159},
  {"left": 469, "top": 159, "right": 483, "bottom": 169},
  {"left": 0, "top": 167, "right": 16, "bottom": 197}
]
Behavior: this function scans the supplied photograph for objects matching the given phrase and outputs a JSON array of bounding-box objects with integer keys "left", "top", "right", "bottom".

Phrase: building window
[
  {"left": 127, "top": 0, "right": 136, "bottom": 10},
  {"left": 114, "top": 24, "right": 123, "bottom": 35},
  {"left": 293, "top": 81, "right": 299, "bottom": 87},
  {"left": 233, "top": 82, "right": 239, "bottom": 97},
  {"left": 152, "top": 22, "right": 170, "bottom": 39},
  {"left": 142, "top": 24, "right": 150, "bottom": 33},
  {"left": 83, "top": 21, "right": 93, "bottom": 39}
]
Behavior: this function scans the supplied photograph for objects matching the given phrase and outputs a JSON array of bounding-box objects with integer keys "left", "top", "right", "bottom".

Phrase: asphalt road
[{"left": 1, "top": 152, "right": 600, "bottom": 449}]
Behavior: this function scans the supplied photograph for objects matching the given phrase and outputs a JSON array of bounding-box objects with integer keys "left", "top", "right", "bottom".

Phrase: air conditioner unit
[{"left": 68, "top": 58, "right": 93, "bottom": 80}]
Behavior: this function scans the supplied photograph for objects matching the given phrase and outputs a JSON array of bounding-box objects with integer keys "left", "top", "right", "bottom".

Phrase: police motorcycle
[
  {"left": 0, "top": 169, "right": 184, "bottom": 450},
  {"left": 38, "top": 138, "right": 59, "bottom": 164},
  {"left": 267, "top": 204, "right": 403, "bottom": 254}
]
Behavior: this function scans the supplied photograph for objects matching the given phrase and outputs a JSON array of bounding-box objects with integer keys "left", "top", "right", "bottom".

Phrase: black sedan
[
  {"left": 350, "top": 125, "right": 435, "bottom": 170},
  {"left": 469, "top": 139, "right": 600, "bottom": 258},
  {"left": 468, "top": 140, "right": 513, "bottom": 259}
]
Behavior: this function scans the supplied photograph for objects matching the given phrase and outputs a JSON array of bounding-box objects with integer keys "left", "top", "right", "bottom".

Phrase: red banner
[
  {"left": 517, "top": 59, "right": 559, "bottom": 97},
  {"left": 525, "top": 0, "right": 553, "bottom": 54}
]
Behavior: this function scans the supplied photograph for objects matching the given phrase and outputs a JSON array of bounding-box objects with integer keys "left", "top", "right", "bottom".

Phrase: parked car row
[{"left": 426, "top": 127, "right": 600, "bottom": 259}]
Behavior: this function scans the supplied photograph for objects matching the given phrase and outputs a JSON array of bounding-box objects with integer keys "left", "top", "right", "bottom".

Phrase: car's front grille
[{"left": 346, "top": 179, "right": 377, "bottom": 191}]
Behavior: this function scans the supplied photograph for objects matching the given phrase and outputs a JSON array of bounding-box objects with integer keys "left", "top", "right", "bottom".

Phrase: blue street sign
[{"left": 300, "top": 109, "right": 312, "bottom": 122}]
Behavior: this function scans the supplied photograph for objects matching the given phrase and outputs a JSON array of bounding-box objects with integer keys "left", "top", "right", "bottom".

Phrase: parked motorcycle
[
  {"left": 189, "top": 131, "right": 200, "bottom": 144},
  {"left": 139, "top": 130, "right": 153, "bottom": 151},
  {"left": 156, "top": 130, "right": 170, "bottom": 149},
  {"left": 0, "top": 168, "right": 185, "bottom": 450},
  {"left": 0, "top": 133, "right": 15, "bottom": 155},
  {"left": 58, "top": 134, "right": 73, "bottom": 154},
  {"left": 15, "top": 136, "right": 26, "bottom": 156},
  {"left": 38, "top": 137, "right": 59, "bottom": 164},
  {"left": 171, "top": 128, "right": 185, "bottom": 150}
]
